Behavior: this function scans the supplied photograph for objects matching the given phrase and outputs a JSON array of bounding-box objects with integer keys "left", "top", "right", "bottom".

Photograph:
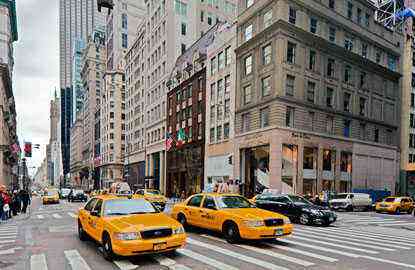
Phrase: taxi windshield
[
  {"left": 384, "top": 197, "right": 398, "bottom": 203},
  {"left": 217, "top": 196, "right": 254, "bottom": 209},
  {"left": 145, "top": 190, "right": 161, "bottom": 195},
  {"left": 103, "top": 199, "right": 158, "bottom": 216},
  {"left": 45, "top": 190, "right": 58, "bottom": 196}
]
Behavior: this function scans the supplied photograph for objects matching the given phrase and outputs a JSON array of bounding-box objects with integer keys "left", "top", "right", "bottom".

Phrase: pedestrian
[
  {"left": 314, "top": 195, "right": 321, "bottom": 206},
  {"left": 0, "top": 191, "right": 4, "bottom": 222},
  {"left": 3, "top": 191, "right": 11, "bottom": 219},
  {"left": 21, "top": 189, "right": 30, "bottom": 214},
  {"left": 11, "top": 190, "right": 20, "bottom": 216}
]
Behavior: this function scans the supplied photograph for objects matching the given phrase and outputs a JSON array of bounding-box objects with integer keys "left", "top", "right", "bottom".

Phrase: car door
[
  {"left": 88, "top": 199, "right": 104, "bottom": 241},
  {"left": 402, "top": 198, "right": 411, "bottom": 212},
  {"left": 255, "top": 195, "right": 277, "bottom": 211},
  {"left": 184, "top": 195, "right": 203, "bottom": 226},
  {"left": 79, "top": 198, "right": 97, "bottom": 235},
  {"left": 200, "top": 196, "right": 219, "bottom": 230},
  {"left": 272, "top": 196, "right": 292, "bottom": 216}
]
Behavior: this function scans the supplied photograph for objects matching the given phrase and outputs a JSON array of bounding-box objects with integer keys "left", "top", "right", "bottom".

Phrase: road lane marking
[
  {"left": 293, "top": 231, "right": 395, "bottom": 251},
  {"left": 264, "top": 243, "right": 338, "bottom": 263},
  {"left": 37, "top": 215, "right": 44, "bottom": 219},
  {"left": 52, "top": 213, "right": 62, "bottom": 219},
  {"left": 359, "top": 255, "right": 415, "bottom": 269},
  {"left": 68, "top": 212, "right": 77, "bottom": 218},
  {"left": 312, "top": 226, "right": 415, "bottom": 241},
  {"left": 177, "top": 248, "right": 240, "bottom": 270},
  {"left": 30, "top": 254, "right": 48, "bottom": 270},
  {"left": 64, "top": 249, "right": 91, "bottom": 270},
  {"left": 153, "top": 255, "right": 192, "bottom": 270},
  {"left": 353, "top": 220, "right": 407, "bottom": 225},
  {"left": 381, "top": 222, "right": 415, "bottom": 227},
  {"left": 113, "top": 260, "right": 138, "bottom": 270},
  {"left": 290, "top": 235, "right": 378, "bottom": 254},
  {"left": 234, "top": 243, "right": 314, "bottom": 267},
  {"left": 187, "top": 238, "right": 289, "bottom": 270}
]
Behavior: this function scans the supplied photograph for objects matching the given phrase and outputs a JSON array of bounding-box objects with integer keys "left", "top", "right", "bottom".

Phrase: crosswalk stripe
[
  {"left": 0, "top": 226, "right": 17, "bottom": 230},
  {"left": 153, "top": 255, "right": 192, "bottom": 270},
  {"left": 278, "top": 239, "right": 359, "bottom": 258},
  {"left": 68, "top": 212, "right": 77, "bottom": 218},
  {"left": 177, "top": 248, "right": 240, "bottom": 270},
  {"left": 311, "top": 226, "right": 415, "bottom": 240},
  {"left": 0, "top": 231, "right": 17, "bottom": 235},
  {"left": 290, "top": 235, "right": 378, "bottom": 254},
  {"left": 353, "top": 220, "right": 407, "bottom": 225},
  {"left": 294, "top": 230, "right": 396, "bottom": 251},
  {"left": 360, "top": 255, "right": 415, "bottom": 269},
  {"left": 52, "top": 213, "right": 62, "bottom": 219},
  {"left": 64, "top": 249, "right": 91, "bottom": 270},
  {"left": 37, "top": 215, "right": 45, "bottom": 219},
  {"left": 0, "top": 229, "right": 17, "bottom": 233},
  {"left": 0, "top": 235, "right": 17, "bottom": 240},
  {"left": 113, "top": 260, "right": 138, "bottom": 270},
  {"left": 31, "top": 254, "right": 48, "bottom": 270},
  {"left": 188, "top": 238, "right": 289, "bottom": 270},
  {"left": 0, "top": 239, "right": 15, "bottom": 244},
  {"left": 341, "top": 218, "right": 385, "bottom": 222},
  {"left": 381, "top": 222, "right": 415, "bottom": 227},
  {"left": 235, "top": 243, "right": 315, "bottom": 266},
  {"left": 264, "top": 243, "right": 338, "bottom": 263}
]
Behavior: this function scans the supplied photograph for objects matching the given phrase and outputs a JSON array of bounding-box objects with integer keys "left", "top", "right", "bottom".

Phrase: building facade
[
  {"left": 59, "top": 0, "right": 106, "bottom": 180},
  {"left": 233, "top": 0, "right": 402, "bottom": 197},
  {"left": 125, "top": 0, "right": 237, "bottom": 194},
  {"left": 72, "top": 39, "right": 85, "bottom": 124},
  {"left": 204, "top": 23, "right": 236, "bottom": 189},
  {"left": 0, "top": 0, "right": 18, "bottom": 189}
]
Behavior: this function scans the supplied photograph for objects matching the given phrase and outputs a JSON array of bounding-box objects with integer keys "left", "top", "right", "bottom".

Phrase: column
[
  {"left": 317, "top": 146, "right": 324, "bottom": 194},
  {"left": 269, "top": 135, "right": 282, "bottom": 192},
  {"left": 160, "top": 150, "right": 166, "bottom": 194},
  {"left": 335, "top": 150, "right": 341, "bottom": 193},
  {"left": 297, "top": 144, "right": 304, "bottom": 195}
]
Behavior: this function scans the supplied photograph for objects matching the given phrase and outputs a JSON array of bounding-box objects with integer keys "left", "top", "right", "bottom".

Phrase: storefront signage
[{"left": 292, "top": 132, "right": 311, "bottom": 140}]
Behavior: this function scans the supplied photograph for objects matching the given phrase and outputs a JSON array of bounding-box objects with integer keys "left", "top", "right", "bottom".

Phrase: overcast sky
[{"left": 14, "top": 0, "right": 59, "bottom": 175}]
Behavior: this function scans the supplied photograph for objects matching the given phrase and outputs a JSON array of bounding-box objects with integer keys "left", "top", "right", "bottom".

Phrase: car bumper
[
  {"left": 43, "top": 199, "right": 59, "bottom": 204},
  {"left": 375, "top": 206, "right": 396, "bottom": 213},
  {"left": 112, "top": 234, "right": 186, "bottom": 256},
  {"left": 239, "top": 224, "right": 293, "bottom": 240},
  {"left": 311, "top": 215, "right": 337, "bottom": 225}
]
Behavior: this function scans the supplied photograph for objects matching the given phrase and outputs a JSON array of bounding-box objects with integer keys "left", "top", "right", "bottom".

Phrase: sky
[{"left": 13, "top": 0, "right": 59, "bottom": 175}]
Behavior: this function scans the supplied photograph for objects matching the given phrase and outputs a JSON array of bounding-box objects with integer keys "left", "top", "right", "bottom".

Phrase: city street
[{"left": 1, "top": 198, "right": 415, "bottom": 270}]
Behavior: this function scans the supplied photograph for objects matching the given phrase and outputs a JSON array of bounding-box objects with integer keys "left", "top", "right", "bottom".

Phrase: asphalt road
[{"left": 1, "top": 197, "right": 415, "bottom": 270}]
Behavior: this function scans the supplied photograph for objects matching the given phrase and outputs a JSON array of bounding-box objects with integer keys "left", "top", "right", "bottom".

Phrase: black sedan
[
  {"left": 68, "top": 190, "right": 88, "bottom": 202},
  {"left": 255, "top": 194, "right": 337, "bottom": 226}
]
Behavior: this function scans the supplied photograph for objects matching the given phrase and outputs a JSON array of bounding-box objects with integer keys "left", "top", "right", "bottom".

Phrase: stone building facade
[{"left": 233, "top": 0, "right": 402, "bottom": 197}]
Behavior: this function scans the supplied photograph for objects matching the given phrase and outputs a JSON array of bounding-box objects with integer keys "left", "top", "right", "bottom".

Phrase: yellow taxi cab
[
  {"left": 375, "top": 196, "right": 414, "bottom": 214},
  {"left": 42, "top": 189, "right": 60, "bottom": 204},
  {"left": 134, "top": 189, "right": 167, "bottom": 211},
  {"left": 171, "top": 193, "right": 293, "bottom": 243},
  {"left": 77, "top": 195, "right": 186, "bottom": 261}
]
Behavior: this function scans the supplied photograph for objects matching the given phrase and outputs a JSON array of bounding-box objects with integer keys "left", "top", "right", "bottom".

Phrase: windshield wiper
[
  {"left": 129, "top": 211, "right": 155, "bottom": 215},
  {"left": 106, "top": 212, "right": 127, "bottom": 216}
]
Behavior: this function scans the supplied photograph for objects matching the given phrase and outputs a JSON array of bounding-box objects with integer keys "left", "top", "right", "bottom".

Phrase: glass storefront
[
  {"left": 282, "top": 144, "right": 297, "bottom": 194},
  {"left": 241, "top": 145, "right": 270, "bottom": 198}
]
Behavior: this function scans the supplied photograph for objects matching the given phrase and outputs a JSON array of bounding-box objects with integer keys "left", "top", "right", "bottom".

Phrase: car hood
[
  {"left": 329, "top": 199, "right": 349, "bottom": 203},
  {"left": 222, "top": 208, "right": 287, "bottom": 220},
  {"left": 378, "top": 201, "right": 397, "bottom": 205},
  {"left": 297, "top": 203, "right": 328, "bottom": 211},
  {"left": 105, "top": 213, "right": 180, "bottom": 232}
]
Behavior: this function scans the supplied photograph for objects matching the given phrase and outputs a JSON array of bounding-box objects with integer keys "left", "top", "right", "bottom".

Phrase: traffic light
[{"left": 24, "top": 142, "right": 32, "bottom": 157}]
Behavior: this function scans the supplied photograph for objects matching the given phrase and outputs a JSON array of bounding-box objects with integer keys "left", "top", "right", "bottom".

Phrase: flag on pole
[
  {"left": 176, "top": 128, "right": 186, "bottom": 147},
  {"left": 166, "top": 133, "right": 173, "bottom": 151},
  {"left": 10, "top": 143, "right": 19, "bottom": 154}
]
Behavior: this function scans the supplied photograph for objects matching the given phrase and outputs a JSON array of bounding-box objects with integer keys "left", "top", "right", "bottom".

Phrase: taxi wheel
[
  {"left": 395, "top": 208, "right": 401, "bottom": 215},
  {"left": 223, "top": 222, "right": 240, "bottom": 244},
  {"left": 102, "top": 233, "right": 115, "bottom": 261},
  {"left": 78, "top": 220, "right": 87, "bottom": 241},
  {"left": 177, "top": 213, "right": 188, "bottom": 228}
]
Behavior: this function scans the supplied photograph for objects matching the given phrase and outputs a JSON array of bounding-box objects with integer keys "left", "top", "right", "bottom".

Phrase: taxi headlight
[
  {"left": 283, "top": 217, "right": 291, "bottom": 224},
  {"left": 173, "top": 226, "right": 185, "bottom": 234},
  {"left": 243, "top": 220, "right": 265, "bottom": 227},
  {"left": 114, "top": 232, "right": 140, "bottom": 241}
]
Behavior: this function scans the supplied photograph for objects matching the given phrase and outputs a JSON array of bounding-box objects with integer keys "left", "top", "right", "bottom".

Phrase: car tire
[
  {"left": 299, "top": 213, "right": 310, "bottom": 225},
  {"left": 177, "top": 213, "right": 188, "bottom": 228},
  {"left": 223, "top": 222, "right": 240, "bottom": 244},
  {"left": 78, "top": 220, "right": 87, "bottom": 241},
  {"left": 347, "top": 205, "right": 354, "bottom": 212},
  {"left": 396, "top": 208, "right": 401, "bottom": 215},
  {"left": 102, "top": 233, "right": 115, "bottom": 261}
]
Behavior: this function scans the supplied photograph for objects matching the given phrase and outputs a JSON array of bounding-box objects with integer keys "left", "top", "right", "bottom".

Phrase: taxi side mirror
[{"left": 90, "top": 210, "right": 100, "bottom": 217}]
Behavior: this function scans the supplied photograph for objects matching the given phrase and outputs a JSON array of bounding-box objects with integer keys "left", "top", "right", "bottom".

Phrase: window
[
  {"left": 344, "top": 65, "right": 352, "bottom": 83},
  {"left": 260, "top": 107, "right": 270, "bottom": 128},
  {"left": 225, "top": 75, "right": 231, "bottom": 94},
  {"left": 225, "top": 46, "right": 231, "bottom": 66},
  {"left": 387, "top": 54, "right": 397, "bottom": 71},
  {"left": 225, "top": 99, "right": 230, "bottom": 118},
  {"left": 181, "top": 43, "right": 186, "bottom": 54},
  {"left": 326, "top": 116, "right": 334, "bottom": 134},
  {"left": 303, "top": 148, "right": 314, "bottom": 170},
  {"left": 411, "top": 113, "right": 414, "bottom": 128},
  {"left": 357, "top": 8, "right": 362, "bottom": 24},
  {"left": 218, "top": 51, "right": 225, "bottom": 70},
  {"left": 347, "top": 2, "right": 353, "bottom": 19},
  {"left": 207, "top": 13, "right": 212, "bottom": 25},
  {"left": 210, "top": 128, "right": 215, "bottom": 142},
  {"left": 374, "top": 128, "right": 379, "bottom": 142},
  {"left": 264, "top": 9, "right": 273, "bottom": 28},
  {"left": 262, "top": 44, "right": 272, "bottom": 65},
  {"left": 309, "top": 50, "right": 316, "bottom": 70},
  {"left": 329, "top": 0, "right": 335, "bottom": 9},
  {"left": 217, "top": 125, "right": 222, "bottom": 141},
  {"left": 344, "top": 35, "right": 353, "bottom": 51},
  {"left": 246, "top": 0, "right": 254, "bottom": 8},
  {"left": 224, "top": 123, "right": 230, "bottom": 139},
  {"left": 343, "top": 119, "right": 351, "bottom": 137},
  {"left": 181, "top": 22, "right": 187, "bottom": 35},
  {"left": 187, "top": 195, "right": 203, "bottom": 207},
  {"left": 122, "top": 14, "right": 128, "bottom": 29},
  {"left": 200, "top": 10, "right": 204, "bottom": 22},
  {"left": 411, "top": 93, "right": 415, "bottom": 107},
  {"left": 361, "top": 43, "right": 368, "bottom": 58},
  {"left": 244, "top": 24, "right": 253, "bottom": 41},
  {"left": 286, "top": 75, "right": 295, "bottom": 96},
  {"left": 261, "top": 76, "right": 271, "bottom": 97},
  {"left": 122, "top": 33, "right": 128, "bottom": 49},
  {"left": 286, "top": 107, "right": 294, "bottom": 127},
  {"left": 326, "top": 87, "right": 334, "bottom": 108},
  {"left": 310, "top": 18, "right": 317, "bottom": 34},
  {"left": 365, "top": 13, "right": 370, "bottom": 27},
  {"left": 359, "top": 97, "right": 366, "bottom": 116},
  {"left": 360, "top": 71, "right": 366, "bottom": 88},
  {"left": 410, "top": 134, "right": 415, "bottom": 148},
  {"left": 289, "top": 7, "right": 296, "bottom": 24},
  {"left": 244, "top": 55, "right": 252, "bottom": 75},
  {"left": 217, "top": 79, "right": 224, "bottom": 99},
  {"left": 242, "top": 113, "right": 250, "bottom": 132},
  {"left": 329, "top": 27, "right": 336, "bottom": 42},
  {"left": 243, "top": 85, "right": 252, "bottom": 104},
  {"left": 175, "top": 0, "right": 187, "bottom": 17},
  {"left": 211, "top": 57, "right": 217, "bottom": 75},
  {"left": 203, "top": 196, "right": 216, "bottom": 209},
  {"left": 327, "top": 58, "right": 335, "bottom": 77},
  {"left": 343, "top": 92, "right": 351, "bottom": 112},
  {"left": 376, "top": 49, "right": 382, "bottom": 64},
  {"left": 307, "top": 81, "right": 315, "bottom": 103},
  {"left": 287, "top": 42, "right": 296, "bottom": 64},
  {"left": 359, "top": 123, "right": 366, "bottom": 140}
]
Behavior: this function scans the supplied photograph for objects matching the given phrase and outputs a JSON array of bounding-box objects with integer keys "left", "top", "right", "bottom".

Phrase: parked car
[
  {"left": 60, "top": 188, "right": 71, "bottom": 199},
  {"left": 68, "top": 190, "right": 88, "bottom": 202},
  {"left": 375, "top": 196, "right": 414, "bottom": 214},
  {"left": 329, "top": 193, "right": 372, "bottom": 211},
  {"left": 255, "top": 194, "right": 337, "bottom": 226}
]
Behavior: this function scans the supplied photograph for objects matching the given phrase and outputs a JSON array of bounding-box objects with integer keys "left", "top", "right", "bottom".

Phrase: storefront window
[
  {"left": 282, "top": 144, "right": 297, "bottom": 194},
  {"left": 323, "top": 150, "right": 332, "bottom": 171},
  {"left": 241, "top": 146, "right": 270, "bottom": 197},
  {"left": 303, "top": 147, "right": 315, "bottom": 170}
]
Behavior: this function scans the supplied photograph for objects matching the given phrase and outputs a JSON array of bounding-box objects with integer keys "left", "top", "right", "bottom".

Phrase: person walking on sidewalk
[
  {"left": 20, "top": 189, "right": 31, "bottom": 214},
  {"left": 0, "top": 191, "right": 4, "bottom": 221}
]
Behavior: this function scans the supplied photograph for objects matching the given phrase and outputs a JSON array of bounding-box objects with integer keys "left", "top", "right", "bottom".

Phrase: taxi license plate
[
  {"left": 275, "top": 228, "right": 284, "bottom": 236},
  {"left": 153, "top": 243, "right": 167, "bottom": 251}
]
